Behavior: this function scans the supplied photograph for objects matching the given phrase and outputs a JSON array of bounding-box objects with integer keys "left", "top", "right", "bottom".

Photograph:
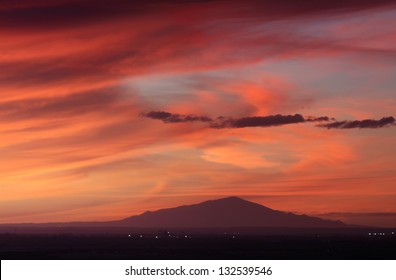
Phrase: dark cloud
[
  {"left": 319, "top": 116, "right": 395, "bottom": 129},
  {"left": 226, "top": 114, "right": 305, "bottom": 128},
  {"left": 143, "top": 111, "right": 396, "bottom": 130},
  {"left": 305, "top": 116, "right": 332, "bottom": 122},
  {"left": 141, "top": 111, "right": 213, "bottom": 123},
  {"left": 143, "top": 111, "right": 313, "bottom": 128},
  {"left": 144, "top": 111, "right": 172, "bottom": 120}
]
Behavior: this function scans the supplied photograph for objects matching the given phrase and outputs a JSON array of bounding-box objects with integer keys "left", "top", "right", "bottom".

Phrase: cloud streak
[
  {"left": 319, "top": 116, "right": 395, "bottom": 129},
  {"left": 142, "top": 111, "right": 396, "bottom": 130},
  {"left": 141, "top": 111, "right": 213, "bottom": 123},
  {"left": 0, "top": 89, "right": 126, "bottom": 120},
  {"left": 229, "top": 114, "right": 305, "bottom": 128},
  {"left": 141, "top": 111, "right": 308, "bottom": 128}
]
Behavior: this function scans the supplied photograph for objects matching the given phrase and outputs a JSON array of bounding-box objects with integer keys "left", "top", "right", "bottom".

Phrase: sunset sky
[{"left": 1, "top": 0, "right": 396, "bottom": 227}]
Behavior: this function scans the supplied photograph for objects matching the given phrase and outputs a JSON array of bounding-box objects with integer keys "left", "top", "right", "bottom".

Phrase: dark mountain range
[
  {"left": 117, "top": 196, "right": 345, "bottom": 228},
  {"left": 0, "top": 197, "right": 346, "bottom": 229}
]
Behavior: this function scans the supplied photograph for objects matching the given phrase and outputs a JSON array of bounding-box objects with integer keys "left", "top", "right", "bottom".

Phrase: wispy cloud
[
  {"left": 141, "top": 111, "right": 213, "bottom": 123},
  {"left": 226, "top": 114, "right": 305, "bottom": 128},
  {"left": 141, "top": 111, "right": 308, "bottom": 128},
  {"left": 318, "top": 116, "right": 395, "bottom": 129},
  {"left": 142, "top": 111, "right": 396, "bottom": 130}
]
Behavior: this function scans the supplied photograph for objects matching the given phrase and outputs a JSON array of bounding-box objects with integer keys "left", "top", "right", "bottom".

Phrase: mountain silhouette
[{"left": 117, "top": 197, "right": 345, "bottom": 228}]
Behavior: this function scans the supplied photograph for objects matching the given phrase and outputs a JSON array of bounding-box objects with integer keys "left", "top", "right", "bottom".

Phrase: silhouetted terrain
[
  {"left": 1, "top": 197, "right": 395, "bottom": 260},
  {"left": 0, "top": 197, "right": 346, "bottom": 230},
  {"left": 119, "top": 197, "right": 346, "bottom": 228}
]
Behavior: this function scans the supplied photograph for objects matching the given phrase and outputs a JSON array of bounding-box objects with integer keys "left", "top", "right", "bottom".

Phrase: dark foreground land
[{"left": 1, "top": 227, "right": 395, "bottom": 259}]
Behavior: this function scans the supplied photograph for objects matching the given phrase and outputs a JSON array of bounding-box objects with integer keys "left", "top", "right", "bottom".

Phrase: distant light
[
  {"left": 232, "top": 236, "right": 235, "bottom": 239},
  {"left": 369, "top": 233, "right": 371, "bottom": 235},
  {"left": 392, "top": 232, "right": 394, "bottom": 235},
  {"left": 155, "top": 236, "right": 158, "bottom": 239},
  {"left": 185, "top": 235, "right": 188, "bottom": 238},
  {"left": 140, "top": 235, "right": 142, "bottom": 238},
  {"left": 128, "top": 234, "right": 131, "bottom": 237}
]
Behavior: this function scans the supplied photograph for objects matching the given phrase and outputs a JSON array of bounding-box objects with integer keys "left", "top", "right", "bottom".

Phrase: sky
[{"left": 1, "top": 0, "right": 396, "bottom": 227}]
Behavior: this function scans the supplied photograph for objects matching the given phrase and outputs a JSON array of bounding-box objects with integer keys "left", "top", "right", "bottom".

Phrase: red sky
[{"left": 1, "top": 0, "right": 396, "bottom": 227}]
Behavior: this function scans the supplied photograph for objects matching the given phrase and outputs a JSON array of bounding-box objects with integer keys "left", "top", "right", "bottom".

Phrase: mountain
[{"left": 117, "top": 197, "right": 345, "bottom": 228}]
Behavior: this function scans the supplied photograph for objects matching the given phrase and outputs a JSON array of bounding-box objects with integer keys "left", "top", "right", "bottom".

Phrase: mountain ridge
[
  {"left": 0, "top": 197, "right": 347, "bottom": 228},
  {"left": 117, "top": 196, "right": 346, "bottom": 228}
]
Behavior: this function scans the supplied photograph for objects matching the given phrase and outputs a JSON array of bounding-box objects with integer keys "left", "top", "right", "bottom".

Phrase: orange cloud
[{"left": 1, "top": 0, "right": 396, "bottom": 225}]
